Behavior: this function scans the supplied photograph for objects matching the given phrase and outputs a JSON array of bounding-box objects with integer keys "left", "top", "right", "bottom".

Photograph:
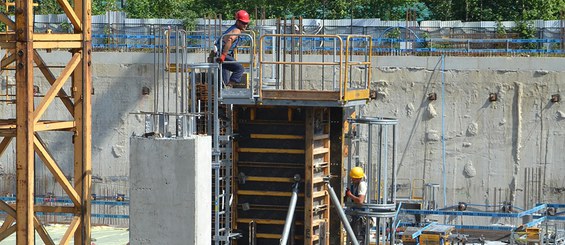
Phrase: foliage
[
  {"left": 386, "top": 28, "right": 401, "bottom": 39},
  {"left": 60, "top": 21, "right": 71, "bottom": 33},
  {"left": 35, "top": 0, "right": 114, "bottom": 15},
  {"left": 512, "top": 20, "right": 537, "bottom": 49},
  {"left": 495, "top": 20, "right": 507, "bottom": 36},
  {"left": 423, "top": 0, "right": 565, "bottom": 21},
  {"left": 27, "top": 0, "right": 565, "bottom": 23},
  {"left": 512, "top": 20, "right": 536, "bottom": 39}
]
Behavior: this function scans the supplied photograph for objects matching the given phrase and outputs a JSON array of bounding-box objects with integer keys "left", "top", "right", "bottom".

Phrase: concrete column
[{"left": 130, "top": 136, "right": 211, "bottom": 244}]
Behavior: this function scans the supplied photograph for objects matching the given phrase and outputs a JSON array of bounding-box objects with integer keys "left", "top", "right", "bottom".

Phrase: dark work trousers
[
  {"left": 221, "top": 55, "right": 244, "bottom": 85},
  {"left": 350, "top": 216, "right": 367, "bottom": 245}
]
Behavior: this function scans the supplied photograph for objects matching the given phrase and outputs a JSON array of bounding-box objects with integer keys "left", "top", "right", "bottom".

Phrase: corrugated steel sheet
[{"left": 420, "top": 21, "right": 442, "bottom": 28}]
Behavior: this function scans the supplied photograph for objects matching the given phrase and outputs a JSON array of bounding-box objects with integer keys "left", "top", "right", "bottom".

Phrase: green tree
[
  {"left": 36, "top": 0, "right": 118, "bottom": 15},
  {"left": 31, "top": 0, "right": 565, "bottom": 21}
]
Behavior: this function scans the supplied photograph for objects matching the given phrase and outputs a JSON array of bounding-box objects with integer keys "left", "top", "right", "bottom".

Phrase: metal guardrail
[{"left": 92, "top": 33, "right": 565, "bottom": 55}]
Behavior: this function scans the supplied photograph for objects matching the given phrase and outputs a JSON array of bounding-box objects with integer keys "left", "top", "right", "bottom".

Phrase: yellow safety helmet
[{"left": 349, "top": 167, "right": 364, "bottom": 179}]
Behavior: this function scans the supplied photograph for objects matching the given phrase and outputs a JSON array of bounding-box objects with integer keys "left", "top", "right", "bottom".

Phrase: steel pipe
[
  {"left": 280, "top": 175, "right": 300, "bottom": 245},
  {"left": 326, "top": 179, "right": 359, "bottom": 245}
]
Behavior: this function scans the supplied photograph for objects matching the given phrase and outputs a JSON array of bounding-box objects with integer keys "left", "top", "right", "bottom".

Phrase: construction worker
[
  {"left": 346, "top": 166, "right": 367, "bottom": 244},
  {"left": 215, "top": 10, "right": 250, "bottom": 88}
]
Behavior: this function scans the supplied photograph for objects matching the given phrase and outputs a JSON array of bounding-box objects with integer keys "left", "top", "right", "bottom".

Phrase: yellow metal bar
[
  {"left": 262, "top": 90, "right": 340, "bottom": 101},
  {"left": 0, "top": 13, "right": 15, "bottom": 30},
  {"left": 255, "top": 233, "right": 304, "bottom": 240},
  {"left": 34, "top": 34, "right": 83, "bottom": 41},
  {"left": 34, "top": 50, "right": 75, "bottom": 116},
  {"left": 312, "top": 176, "right": 325, "bottom": 184},
  {"left": 0, "top": 121, "right": 73, "bottom": 132},
  {"left": 238, "top": 148, "right": 305, "bottom": 154},
  {"left": 0, "top": 200, "right": 16, "bottom": 216},
  {"left": 344, "top": 89, "right": 370, "bottom": 101},
  {"left": 312, "top": 147, "right": 329, "bottom": 155},
  {"left": 238, "top": 190, "right": 304, "bottom": 197},
  {"left": 33, "top": 216, "right": 55, "bottom": 245},
  {"left": 0, "top": 124, "right": 16, "bottom": 130},
  {"left": 250, "top": 134, "right": 304, "bottom": 140},
  {"left": 305, "top": 109, "right": 314, "bottom": 244},
  {"left": 0, "top": 224, "right": 16, "bottom": 241},
  {"left": 260, "top": 61, "right": 340, "bottom": 66},
  {"left": 412, "top": 179, "right": 425, "bottom": 200},
  {"left": 34, "top": 205, "right": 76, "bottom": 213},
  {"left": 256, "top": 233, "right": 282, "bottom": 239},
  {"left": 1, "top": 52, "right": 16, "bottom": 70},
  {"left": 313, "top": 190, "right": 327, "bottom": 199},
  {"left": 3, "top": 203, "right": 76, "bottom": 214},
  {"left": 59, "top": 216, "right": 80, "bottom": 245},
  {"left": 0, "top": 42, "right": 16, "bottom": 49},
  {"left": 0, "top": 137, "right": 13, "bottom": 156},
  {"left": 343, "top": 35, "right": 372, "bottom": 102},
  {"left": 2, "top": 2, "right": 37, "bottom": 6},
  {"left": 55, "top": 0, "right": 82, "bottom": 31},
  {"left": 245, "top": 176, "right": 295, "bottom": 183},
  {"left": 74, "top": 0, "right": 93, "bottom": 242},
  {"left": 34, "top": 135, "right": 81, "bottom": 207},
  {"left": 15, "top": 0, "right": 35, "bottom": 243},
  {"left": 0, "top": 33, "right": 16, "bottom": 42},
  {"left": 35, "top": 121, "right": 75, "bottom": 132},
  {"left": 237, "top": 219, "right": 286, "bottom": 225},
  {"left": 33, "top": 41, "right": 82, "bottom": 49},
  {"left": 0, "top": 216, "right": 14, "bottom": 233},
  {"left": 33, "top": 53, "right": 81, "bottom": 123}
]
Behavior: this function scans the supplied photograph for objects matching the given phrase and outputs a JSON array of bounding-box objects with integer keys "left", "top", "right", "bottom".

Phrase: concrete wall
[
  {"left": 129, "top": 136, "right": 211, "bottom": 244},
  {"left": 0, "top": 52, "right": 563, "bottom": 218},
  {"left": 369, "top": 56, "right": 565, "bottom": 210}
]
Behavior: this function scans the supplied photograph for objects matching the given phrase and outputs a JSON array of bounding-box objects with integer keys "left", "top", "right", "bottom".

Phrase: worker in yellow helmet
[
  {"left": 346, "top": 166, "right": 367, "bottom": 203},
  {"left": 346, "top": 166, "right": 367, "bottom": 244}
]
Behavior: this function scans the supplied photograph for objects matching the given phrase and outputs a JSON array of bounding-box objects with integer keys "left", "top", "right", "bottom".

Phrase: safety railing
[
  {"left": 257, "top": 34, "right": 371, "bottom": 104},
  {"left": 343, "top": 35, "right": 372, "bottom": 101},
  {"left": 217, "top": 32, "right": 256, "bottom": 103},
  {"left": 91, "top": 32, "right": 564, "bottom": 56}
]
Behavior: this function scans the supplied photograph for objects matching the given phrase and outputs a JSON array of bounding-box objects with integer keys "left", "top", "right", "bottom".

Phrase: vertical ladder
[
  {"left": 346, "top": 110, "right": 362, "bottom": 172},
  {"left": 304, "top": 108, "right": 331, "bottom": 245},
  {"left": 208, "top": 66, "right": 236, "bottom": 244}
]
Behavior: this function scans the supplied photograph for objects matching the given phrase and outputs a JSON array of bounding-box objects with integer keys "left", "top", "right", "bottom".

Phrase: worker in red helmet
[{"left": 215, "top": 10, "right": 250, "bottom": 88}]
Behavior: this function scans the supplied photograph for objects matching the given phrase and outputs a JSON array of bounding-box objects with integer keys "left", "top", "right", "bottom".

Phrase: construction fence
[{"left": 29, "top": 11, "right": 565, "bottom": 56}]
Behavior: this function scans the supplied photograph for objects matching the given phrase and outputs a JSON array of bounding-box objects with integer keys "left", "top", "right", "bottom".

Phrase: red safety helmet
[{"left": 235, "top": 10, "right": 250, "bottom": 23}]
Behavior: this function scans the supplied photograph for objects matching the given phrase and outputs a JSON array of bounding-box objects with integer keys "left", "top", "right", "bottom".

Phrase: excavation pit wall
[{"left": 0, "top": 52, "right": 563, "bottom": 226}]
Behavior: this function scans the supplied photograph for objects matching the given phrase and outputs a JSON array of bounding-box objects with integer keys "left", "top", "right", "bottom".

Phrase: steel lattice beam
[{"left": 0, "top": 0, "right": 92, "bottom": 244}]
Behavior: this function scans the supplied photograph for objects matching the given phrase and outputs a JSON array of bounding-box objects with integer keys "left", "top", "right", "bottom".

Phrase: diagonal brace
[
  {"left": 33, "top": 135, "right": 81, "bottom": 207},
  {"left": 33, "top": 52, "right": 80, "bottom": 124}
]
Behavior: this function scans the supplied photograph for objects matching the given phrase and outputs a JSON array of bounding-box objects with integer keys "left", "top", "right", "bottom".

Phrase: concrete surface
[
  {"left": 0, "top": 224, "right": 128, "bottom": 244},
  {"left": 129, "top": 136, "right": 211, "bottom": 245}
]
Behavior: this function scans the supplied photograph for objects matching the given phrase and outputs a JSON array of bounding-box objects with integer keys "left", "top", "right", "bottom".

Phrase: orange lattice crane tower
[{"left": 0, "top": 0, "right": 92, "bottom": 244}]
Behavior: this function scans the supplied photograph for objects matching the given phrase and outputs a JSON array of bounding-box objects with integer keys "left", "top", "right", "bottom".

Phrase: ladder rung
[
  {"left": 312, "top": 190, "right": 327, "bottom": 199},
  {"left": 312, "top": 219, "right": 327, "bottom": 227},
  {"left": 312, "top": 147, "right": 329, "bottom": 155},
  {"left": 313, "top": 177, "right": 325, "bottom": 184}
]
